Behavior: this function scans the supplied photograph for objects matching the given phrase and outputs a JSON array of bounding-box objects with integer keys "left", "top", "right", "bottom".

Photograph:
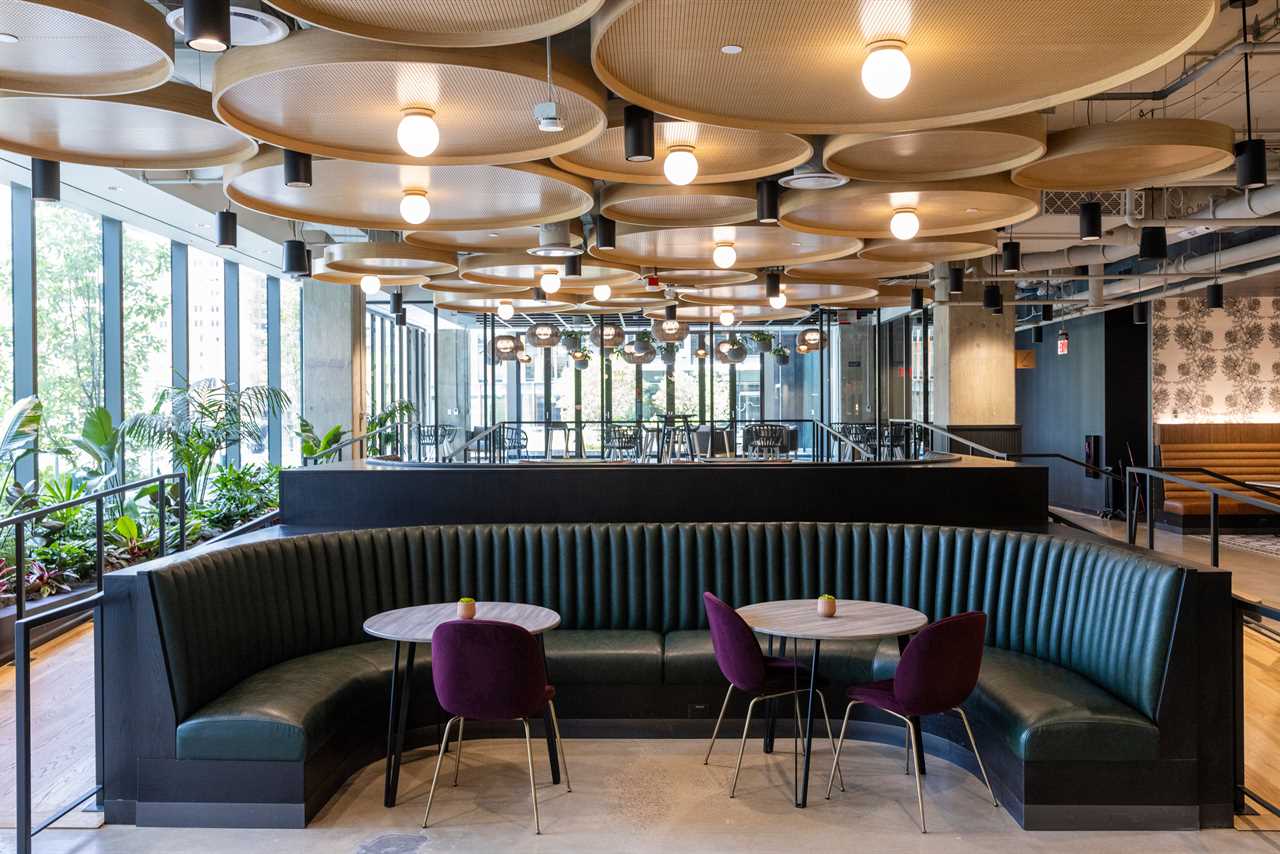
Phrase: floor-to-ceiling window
[
  {"left": 239, "top": 267, "right": 269, "bottom": 464},
  {"left": 35, "top": 202, "right": 103, "bottom": 475},
  {"left": 280, "top": 275, "right": 303, "bottom": 466},
  {"left": 187, "top": 247, "right": 224, "bottom": 385},
  {"left": 609, "top": 352, "right": 635, "bottom": 423},
  {"left": 0, "top": 184, "right": 12, "bottom": 404},
  {"left": 122, "top": 224, "right": 172, "bottom": 478}
]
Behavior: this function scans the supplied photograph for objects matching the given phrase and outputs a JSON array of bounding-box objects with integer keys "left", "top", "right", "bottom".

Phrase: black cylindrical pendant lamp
[
  {"left": 183, "top": 0, "right": 230, "bottom": 53},
  {"left": 910, "top": 287, "right": 924, "bottom": 310},
  {"left": 389, "top": 288, "right": 404, "bottom": 314},
  {"left": 395, "top": 309, "right": 407, "bottom": 327},
  {"left": 1133, "top": 302, "right": 1149, "bottom": 325},
  {"left": 31, "top": 158, "right": 60, "bottom": 202},
  {"left": 766, "top": 271, "right": 781, "bottom": 299},
  {"left": 1236, "top": 138, "right": 1268, "bottom": 190},
  {"left": 1001, "top": 241, "right": 1021, "bottom": 274},
  {"left": 756, "top": 179, "right": 779, "bottom": 224},
  {"left": 624, "top": 105, "right": 654, "bottom": 162},
  {"left": 1138, "top": 226, "right": 1168, "bottom": 261},
  {"left": 665, "top": 303, "right": 677, "bottom": 321},
  {"left": 282, "top": 240, "right": 308, "bottom": 276},
  {"left": 1206, "top": 280, "right": 1224, "bottom": 309},
  {"left": 1078, "top": 201, "right": 1102, "bottom": 241},
  {"left": 982, "top": 284, "right": 1001, "bottom": 310},
  {"left": 1032, "top": 326, "right": 1044, "bottom": 344},
  {"left": 565, "top": 253, "right": 582, "bottom": 276},
  {"left": 216, "top": 210, "right": 237, "bottom": 248},
  {"left": 992, "top": 302, "right": 1004, "bottom": 315},
  {"left": 948, "top": 264, "right": 964, "bottom": 294},
  {"left": 596, "top": 215, "right": 616, "bottom": 251},
  {"left": 284, "top": 150, "right": 313, "bottom": 189},
  {"left": 1042, "top": 303, "right": 1054, "bottom": 322}
]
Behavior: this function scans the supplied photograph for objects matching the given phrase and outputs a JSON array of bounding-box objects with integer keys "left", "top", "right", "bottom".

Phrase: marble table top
[
  {"left": 363, "top": 602, "right": 561, "bottom": 644},
  {"left": 737, "top": 599, "right": 928, "bottom": 641}
]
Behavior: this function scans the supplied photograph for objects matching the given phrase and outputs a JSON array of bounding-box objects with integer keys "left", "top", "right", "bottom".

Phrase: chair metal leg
[
  {"left": 704, "top": 684, "right": 733, "bottom": 765},
  {"left": 957, "top": 708, "right": 998, "bottom": 807},
  {"left": 421, "top": 716, "right": 460, "bottom": 829},
  {"left": 730, "top": 696, "right": 762, "bottom": 798},
  {"left": 904, "top": 723, "right": 911, "bottom": 774},
  {"left": 816, "top": 690, "right": 844, "bottom": 792},
  {"left": 520, "top": 718, "right": 541, "bottom": 835},
  {"left": 906, "top": 718, "right": 926, "bottom": 833},
  {"left": 826, "top": 700, "right": 855, "bottom": 799},
  {"left": 548, "top": 700, "right": 571, "bottom": 793},
  {"left": 452, "top": 718, "right": 465, "bottom": 786}
]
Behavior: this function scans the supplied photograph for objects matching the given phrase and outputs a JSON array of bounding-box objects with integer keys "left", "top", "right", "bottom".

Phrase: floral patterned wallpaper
[{"left": 1152, "top": 295, "right": 1280, "bottom": 423}]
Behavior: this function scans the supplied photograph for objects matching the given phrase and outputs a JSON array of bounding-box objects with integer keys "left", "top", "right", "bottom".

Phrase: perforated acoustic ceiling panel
[
  {"left": 224, "top": 150, "right": 593, "bottom": 231},
  {"left": 658, "top": 268, "right": 757, "bottom": 287},
  {"left": 214, "top": 28, "right": 607, "bottom": 166},
  {"left": 591, "top": 0, "right": 1215, "bottom": 133},
  {"left": 592, "top": 224, "right": 861, "bottom": 270},
  {"left": 406, "top": 222, "right": 582, "bottom": 253},
  {"left": 679, "top": 281, "right": 878, "bottom": 307},
  {"left": 778, "top": 174, "right": 1041, "bottom": 239},
  {"left": 551, "top": 102, "right": 811, "bottom": 184},
  {"left": 435, "top": 292, "right": 575, "bottom": 313},
  {"left": 858, "top": 232, "right": 998, "bottom": 264},
  {"left": 600, "top": 182, "right": 757, "bottom": 227},
  {"left": 323, "top": 242, "right": 458, "bottom": 277},
  {"left": 264, "top": 0, "right": 604, "bottom": 47},
  {"left": 823, "top": 115, "right": 1047, "bottom": 182},
  {"left": 784, "top": 256, "right": 932, "bottom": 282},
  {"left": 0, "top": 0, "right": 173, "bottom": 96},
  {"left": 417, "top": 276, "right": 528, "bottom": 295},
  {"left": 460, "top": 252, "right": 641, "bottom": 289},
  {"left": 0, "top": 84, "right": 257, "bottom": 169},
  {"left": 644, "top": 303, "right": 808, "bottom": 323}
]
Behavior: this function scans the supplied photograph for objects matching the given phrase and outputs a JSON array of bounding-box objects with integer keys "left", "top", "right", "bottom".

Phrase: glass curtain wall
[
  {"left": 122, "top": 224, "right": 172, "bottom": 478},
  {"left": 0, "top": 184, "right": 12, "bottom": 405},
  {"left": 239, "top": 267, "right": 269, "bottom": 463},
  {"left": 187, "top": 247, "right": 224, "bottom": 385},
  {"left": 280, "top": 276, "right": 303, "bottom": 466}
]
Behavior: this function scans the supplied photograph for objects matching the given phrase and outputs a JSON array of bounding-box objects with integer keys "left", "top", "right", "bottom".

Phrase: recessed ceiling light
[
  {"left": 720, "top": 44, "right": 743, "bottom": 55},
  {"left": 488, "top": 232, "right": 499, "bottom": 238},
  {"left": 0, "top": 33, "right": 19, "bottom": 44}
]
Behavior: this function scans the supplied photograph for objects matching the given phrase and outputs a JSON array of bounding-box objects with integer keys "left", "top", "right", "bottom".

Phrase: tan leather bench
[{"left": 1155, "top": 424, "right": 1280, "bottom": 517}]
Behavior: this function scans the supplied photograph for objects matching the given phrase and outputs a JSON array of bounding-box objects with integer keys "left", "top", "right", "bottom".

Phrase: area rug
[{"left": 1190, "top": 533, "right": 1280, "bottom": 559}]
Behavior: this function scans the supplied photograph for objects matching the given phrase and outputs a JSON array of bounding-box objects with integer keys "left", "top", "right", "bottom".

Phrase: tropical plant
[
  {"left": 0, "top": 396, "right": 42, "bottom": 509},
  {"left": 195, "top": 463, "right": 279, "bottom": 531},
  {"left": 298, "top": 417, "right": 347, "bottom": 459},
  {"left": 364, "top": 401, "right": 417, "bottom": 457},
  {"left": 0, "top": 557, "right": 77, "bottom": 603},
  {"left": 72, "top": 406, "right": 122, "bottom": 492},
  {"left": 122, "top": 380, "right": 289, "bottom": 503}
]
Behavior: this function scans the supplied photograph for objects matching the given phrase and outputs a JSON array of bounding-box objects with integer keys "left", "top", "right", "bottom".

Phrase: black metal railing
[
  {"left": 888, "top": 419, "right": 1008, "bottom": 461},
  {"left": 302, "top": 422, "right": 415, "bottom": 466},
  {"left": 7, "top": 471, "right": 186, "bottom": 854}
]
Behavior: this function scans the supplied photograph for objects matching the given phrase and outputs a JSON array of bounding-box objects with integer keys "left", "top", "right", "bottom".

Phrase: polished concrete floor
[{"left": 7, "top": 737, "right": 1278, "bottom": 854}]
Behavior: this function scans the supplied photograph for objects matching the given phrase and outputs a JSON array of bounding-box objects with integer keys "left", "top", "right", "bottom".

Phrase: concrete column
[
  {"left": 932, "top": 280, "right": 1016, "bottom": 427},
  {"left": 301, "top": 279, "right": 362, "bottom": 438}
]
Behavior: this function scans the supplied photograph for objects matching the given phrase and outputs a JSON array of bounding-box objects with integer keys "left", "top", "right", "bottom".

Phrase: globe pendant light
[
  {"left": 624, "top": 105, "right": 654, "bottom": 162},
  {"left": 496, "top": 301, "right": 515, "bottom": 320},
  {"left": 593, "top": 283, "right": 612, "bottom": 301},
  {"left": 889, "top": 208, "right": 919, "bottom": 241},
  {"left": 1206, "top": 280, "right": 1224, "bottom": 309},
  {"left": 1236, "top": 0, "right": 1268, "bottom": 190},
  {"left": 539, "top": 269, "right": 562, "bottom": 294},
  {"left": 982, "top": 284, "right": 1001, "bottom": 311},
  {"left": 360, "top": 275, "right": 381, "bottom": 295},
  {"left": 283, "top": 150, "right": 312, "bottom": 188},
  {"left": 861, "top": 40, "right": 911, "bottom": 100},
  {"left": 910, "top": 287, "right": 924, "bottom": 311},
  {"left": 216, "top": 209, "right": 237, "bottom": 248},
  {"left": 663, "top": 145, "right": 699, "bottom": 185},
  {"left": 948, "top": 263, "right": 964, "bottom": 294},
  {"left": 596, "top": 216, "right": 616, "bottom": 250},
  {"left": 766, "top": 271, "right": 787, "bottom": 309},
  {"left": 1078, "top": 200, "right": 1102, "bottom": 241},
  {"left": 719, "top": 307, "right": 736, "bottom": 327},
  {"left": 712, "top": 243, "right": 737, "bottom": 269},
  {"left": 282, "top": 239, "right": 308, "bottom": 276},
  {"left": 399, "top": 189, "right": 430, "bottom": 225},
  {"left": 1139, "top": 226, "right": 1167, "bottom": 261},
  {"left": 184, "top": 0, "right": 230, "bottom": 53},
  {"left": 31, "top": 158, "right": 59, "bottom": 202},
  {"left": 398, "top": 108, "right": 440, "bottom": 158},
  {"left": 1001, "top": 240, "right": 1021, "bottom": 274},
  {"left": 757, "top": 179, "right": 780, "bottom": 224}
]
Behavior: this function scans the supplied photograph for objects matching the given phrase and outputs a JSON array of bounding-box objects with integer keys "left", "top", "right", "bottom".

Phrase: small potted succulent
[
  {"left": 457, "top": 597, "right": 477, "bottom": 619},
  {"left": 817, "top": 594, "right": 837, "bottom": 618}
]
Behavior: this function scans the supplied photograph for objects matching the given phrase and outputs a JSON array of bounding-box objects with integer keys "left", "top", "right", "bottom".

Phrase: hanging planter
[
  {"left": 572, "top": 350, "right": 591, "bottom": 370},
  {"left": 660, "top": 343, "right": 679, "bottom": 365},
  {"left": 773, "top": 346, "right": 790, "bottom": 366}
]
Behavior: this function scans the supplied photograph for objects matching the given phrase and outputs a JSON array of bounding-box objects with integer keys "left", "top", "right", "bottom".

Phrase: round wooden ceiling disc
[
  {"left": 406, "top": 222, "right": 582, "bottom": 254},
  {"left": 261, "top": 0, "right": 604, "bottom": 47},
  {"left": 311, "top": 257, "right": 425, "bottom": 286},
  {"left": 224, "top": 150, "right": 593, "bottom": 232},
  {"left": 0, "top": 0, "right": 173, "bottom": 96},
  {"left": 784, "top": 256, "right": 932, "bottom": 282},
  {"left": 213, "top": 28, "right": 607, "bottom": 167},
  {"left": 778, "top": 174, "right": 1041, "bottom": 240},
  {"left": 591, "top": 223, "right": 861, "bottom": 270},
  {"left": 460, "top": 252, "right": 640, "bottom": 289},
  {"left": 0, "top": 83, "right": 257, "bottom": 169},
  {"left": 657, "top": 269, "right": 758, "bottom": 288},
  {"left": 581, "top": 295, "right": 677, "bottom": 310},
  {"left": 1010, "top": 118, "right": 1236, "bottom": 191},
  {"left": 858, "top": 232, "right": 999, "bottom": 264},
  {"left": 417, "top": 276, "right": 528, "bottom": 295},
  {"left": 679, "top": 281, "right": 877, "bottom": 307},
  {"left": 551, "top": 101, "right": 811, "bottom": 184},
  {"left": 643, "top": 303, "right": 809, "bottom": 323},
  {"left": 435, "top": 292, "right": 575, "bottom": 314},
  {"left": 558, "top": 304, "right": 647, "bottom": 316},
  {"left": 323, "top": 242, "right": 458, "bottom": 277},
  {"left": 591, "top": 0, "right": 1215, "bottom": 133},
  {"left": 600, "top": 181, "right": 758, "bottom": 227},
  {"left": 823, "top": 114, "right": 1047, "bottom": 182},
  {"left": 843, "top": 284, "right": 920, "bottom": 309}
]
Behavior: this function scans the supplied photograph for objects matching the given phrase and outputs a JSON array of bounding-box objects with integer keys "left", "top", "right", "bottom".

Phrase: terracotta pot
[
  {"left": 457, "top": 601, "right": 477, "bottom": 620},
  {"left": 817, "top": 598, "right": 837, "bottom": 619}
]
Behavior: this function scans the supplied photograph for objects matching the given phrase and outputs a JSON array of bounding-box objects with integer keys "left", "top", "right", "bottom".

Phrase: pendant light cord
[
  {"left": 545, "top": 36, "right": 555, "bottom": 104},
  {"left": 1243, "top": 1, "right": 1255, "bottom": 141}
]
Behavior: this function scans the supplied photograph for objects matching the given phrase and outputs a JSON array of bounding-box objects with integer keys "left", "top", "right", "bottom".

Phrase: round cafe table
[
  {"left": 363, "top": 602, "right": 561, "bottom": 807},
  {"left": 736, "top": 599, "right": 928, "bottom": 808}
]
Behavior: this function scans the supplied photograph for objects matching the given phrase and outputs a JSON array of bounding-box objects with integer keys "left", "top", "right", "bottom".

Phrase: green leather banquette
[{"left": 113, "top": 523, "right": 1231, "bottom": 830}]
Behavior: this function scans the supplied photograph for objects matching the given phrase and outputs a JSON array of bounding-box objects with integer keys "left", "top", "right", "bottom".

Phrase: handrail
[
  {"left": 888, "top": 419, "right": 1008, "bottom": 460},
  {"left": 1007, "top": 452, "right": 1123, "bottom": 483},
  {"left": 302, "top": 423, "right": 408, "bottom": 466},
  {"left": 446, "top": 423, "right": 502, "bottom": 463},
  {"left": 204, "top": 509, "right": 282, "bottom": 545},
  {"left": 814, "top": 421, "right": 868, "bottom": 461}
]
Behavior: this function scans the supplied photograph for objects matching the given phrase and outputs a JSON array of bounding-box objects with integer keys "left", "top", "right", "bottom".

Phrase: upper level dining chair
[
  {"left": 825, "top": 611, "right": 996, "bottom": 833},
  {"left": 424, "top": 619, "right": 570, "bottom": 835},
  {"left": 701, "top": 592, "right": 844, "bottom": 798}
]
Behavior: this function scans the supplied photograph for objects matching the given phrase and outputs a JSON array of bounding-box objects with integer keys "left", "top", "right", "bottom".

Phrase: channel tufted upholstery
[{"left": 148, "top": 523, "right": 1183, "bottom": 768}]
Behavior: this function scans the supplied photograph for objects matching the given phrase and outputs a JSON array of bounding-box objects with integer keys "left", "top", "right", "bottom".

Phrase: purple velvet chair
[
  {"left": 825, "top": 611, "right": 996, "bottom": 832},
  {"left": 701, "top": 592, "right": 844, "bottom": 798},
  {"left": 423, "top": 619, "right": 570, "bottom": 835}
]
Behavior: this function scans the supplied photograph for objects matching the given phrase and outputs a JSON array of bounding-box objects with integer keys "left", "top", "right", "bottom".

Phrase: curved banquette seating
[{"left": 105, "top": 522, "right": 1233, "bottom": 831}]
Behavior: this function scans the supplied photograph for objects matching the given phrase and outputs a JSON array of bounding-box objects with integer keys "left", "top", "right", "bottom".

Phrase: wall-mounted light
[
  {"left": 624, "top": 105, "right": 654, "bottom": 162},
  {"left": 398, "top": 107, "right": 440, "bottom": 158},
  {"left": 283, "top": 150, "right": 312, "bottom": 189},
  {"left": 183, "top": 0, "right": 230, "bottom": 52}
]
